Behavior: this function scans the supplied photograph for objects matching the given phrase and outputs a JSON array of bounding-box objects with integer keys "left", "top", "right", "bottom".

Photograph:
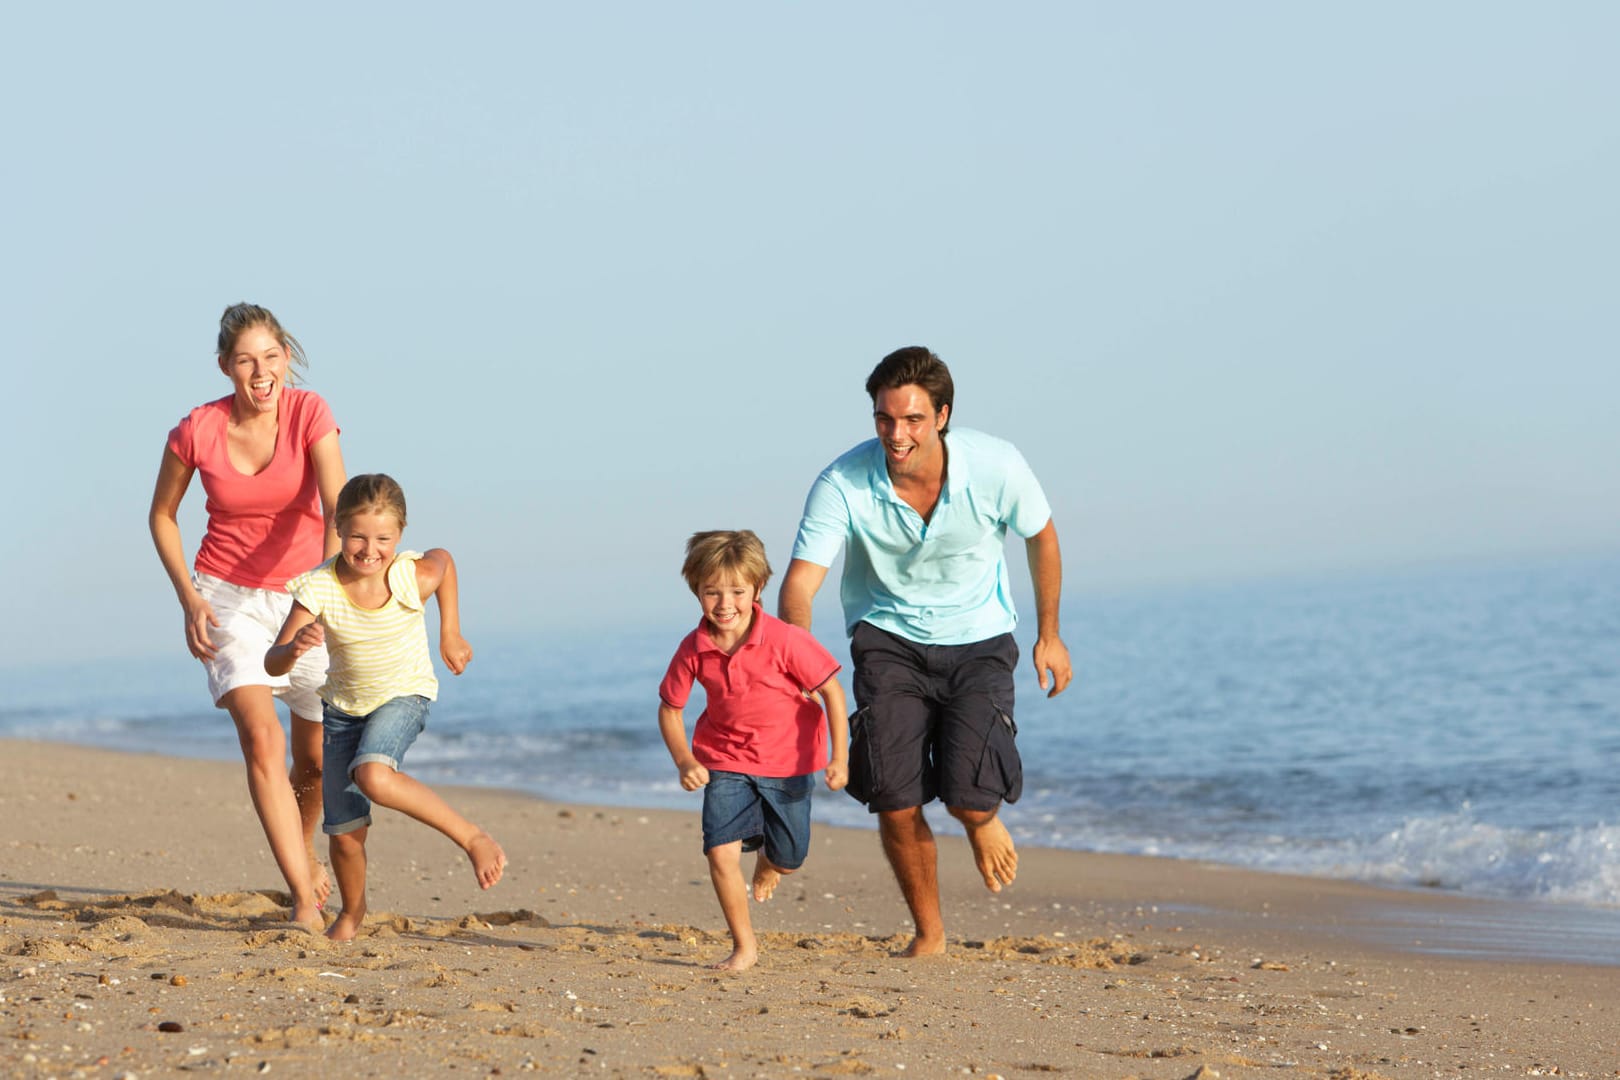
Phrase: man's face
[{"left": 873, "top": 384, "right": 948, "bottom": 480}]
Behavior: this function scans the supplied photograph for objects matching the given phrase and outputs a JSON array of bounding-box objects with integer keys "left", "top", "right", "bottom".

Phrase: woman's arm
[
  {"left": 148, "top": 447, "right": 218, "bottom": 659},
  {"left": 308, "top": 430, "right": 346, "bottom": 561}
]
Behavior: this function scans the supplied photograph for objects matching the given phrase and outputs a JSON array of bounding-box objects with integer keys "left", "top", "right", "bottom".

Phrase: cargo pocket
[
  {"left": 974, "top": 707, "right": 1022, "bottom": 804},
  {"left": 845, "top": 707, "right": 879, "bottom": 806}
]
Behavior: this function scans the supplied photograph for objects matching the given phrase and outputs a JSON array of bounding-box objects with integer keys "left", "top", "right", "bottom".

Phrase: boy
[{"left": 658, "top": 530, "right": 849, "bottom": 971}]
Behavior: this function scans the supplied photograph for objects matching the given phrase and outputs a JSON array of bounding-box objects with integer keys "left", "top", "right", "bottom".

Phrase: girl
[{"left": 266, "top": 473, "right": 506, "bottom": 941}]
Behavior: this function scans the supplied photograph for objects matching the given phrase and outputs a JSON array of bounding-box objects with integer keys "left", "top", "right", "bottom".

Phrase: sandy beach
[{"left": 2, "top": 739, "right": 1615, "bottom": 1079}]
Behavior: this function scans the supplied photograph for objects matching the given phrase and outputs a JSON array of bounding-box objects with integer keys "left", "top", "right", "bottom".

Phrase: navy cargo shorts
[{"left": 846, "top": 621, "right": 1022, "bottom": 814}]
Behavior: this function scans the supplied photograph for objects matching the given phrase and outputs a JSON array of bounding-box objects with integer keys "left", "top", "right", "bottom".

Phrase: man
[{"left": 779, "top": 345, "right": 1072, "bottom": 957}]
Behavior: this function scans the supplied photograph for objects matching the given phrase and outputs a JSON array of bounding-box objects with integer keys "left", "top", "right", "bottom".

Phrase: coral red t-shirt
[
  {"left": 660, "top": 606, "right": 842, "bottom": 777},
  {"left": 166, "top": 388, "right": 338, "bottom": 591}
]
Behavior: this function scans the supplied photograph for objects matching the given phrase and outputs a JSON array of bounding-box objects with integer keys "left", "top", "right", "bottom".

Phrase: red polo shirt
[{"left": 659, "top": 606, "right": 841, "bottom": 777}]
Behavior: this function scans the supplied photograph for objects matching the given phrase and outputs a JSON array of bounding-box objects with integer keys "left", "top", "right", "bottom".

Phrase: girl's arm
[
  {"left": 308, "top": 430, "right": 346, "bottom": 561},
  {"left": 149, "top": 447, "right": 218, "bottom": 660},
  {"left": 657, "top": 703, "right": 709, "bottom": 791},
  {"left": 814, "top": 674, "right": 850, "bottom": 791},
  {"left": 416, "top": 548, "right": 472, "bottom": 674},
  {"left": 265, "top": 601, "right": 322, "bottom": 677}
]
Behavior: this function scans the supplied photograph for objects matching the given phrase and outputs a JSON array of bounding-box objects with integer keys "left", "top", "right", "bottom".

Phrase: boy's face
[{"left": 699, "top": 573, "right": 759, "bottom": 639}]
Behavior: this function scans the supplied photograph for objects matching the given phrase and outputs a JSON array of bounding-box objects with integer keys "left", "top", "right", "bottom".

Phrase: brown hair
[
  {"left": 681, "top": 530, "right": 772, "bottom": 595},
  {"left": 335, "top": 473, "right": 408, "bottom": 531},
  {"left": 216, "top": 302, "right": 308, "bottom": 384},
  {"left": 865, "top": 346, "right": 954, "bottom": 434}
]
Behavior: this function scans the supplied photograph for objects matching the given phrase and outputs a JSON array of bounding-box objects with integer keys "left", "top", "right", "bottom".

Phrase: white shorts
[{"left": 194, "top": 572, "right": 328, "bottom": 721}]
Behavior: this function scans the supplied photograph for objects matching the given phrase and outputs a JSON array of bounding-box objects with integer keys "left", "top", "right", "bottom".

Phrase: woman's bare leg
[
  {"left": 288, "top": 712, "right": 330, "bottom": 906},
  {"left": 221, "top": 686, "right": 320, "bottom": 926}
]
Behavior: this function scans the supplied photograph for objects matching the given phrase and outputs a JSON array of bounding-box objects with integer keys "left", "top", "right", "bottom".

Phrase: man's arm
[
  {"left": 777, "top": 558, "right": 829, "bottom": 631},
  {"left": 1025, "top": 519, "right": 1073, "bottom": 698}
]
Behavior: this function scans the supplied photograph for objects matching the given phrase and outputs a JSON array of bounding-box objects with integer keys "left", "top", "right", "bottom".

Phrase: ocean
[{"left": 6, "top": 554, "right": 1618, "bottom": 912}]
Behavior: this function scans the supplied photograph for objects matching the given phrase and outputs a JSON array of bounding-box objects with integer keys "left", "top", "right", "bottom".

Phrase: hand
[
  {"left": 289, "top": 622, "right": 326, "bottom": 658},
  {"left": 1033, "top": 635, "right": 1073, "bottom": 698},
  {"left": 183, "top": 594, "right": 221, "bottom": 661},
  {"left": 441, "top": 633, "right": 473, "bottom": 675},
  {"left": 678, "top": 761, "right": 710, "bottom": 791},
  {"left": 824, "top": 759, "right": 849, "bottom": 792}
]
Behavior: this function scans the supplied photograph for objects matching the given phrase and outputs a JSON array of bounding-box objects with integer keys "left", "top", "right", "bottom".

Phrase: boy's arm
[
  {"left": 417, "top": 548, "right": 472, "bottom": 675},
  {"left": 657, "top": 703, "right": 709, "bottom": 791},
  {"left": 265, "top": 602, "right": 322, "bottom": 677},
  {"left": 814, "top": 674, "right": 850, "bottom": 791}
]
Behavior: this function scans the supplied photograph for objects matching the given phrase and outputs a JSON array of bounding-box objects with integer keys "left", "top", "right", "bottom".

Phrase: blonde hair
[
  {"left": 335, "top": 473, "right": 408, "bottom": 531},
  {"left": 217, "top": 302, "right": 308, "bottom": 384},
  {"left": 681, "top": 530, "right": 772, "bottom": 595}
]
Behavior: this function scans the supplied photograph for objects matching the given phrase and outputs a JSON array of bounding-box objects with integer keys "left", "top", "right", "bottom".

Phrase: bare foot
[
  {"left": 900, "top": 933, "right": 947, "bottom": 958},
  {"left": 466, "top": 830, "right": 507, "bottom": 889},
  {"left": 290, "top": 899, "right": 323, "bottom": 931},
  {"left": 711, "top": 945, "right": 758, "bottom": 972},
  {"left": 308, "top": 855, "right": 332, "bottom": 908},
  {"left": 964, "top": 815, "right": 1018, "bottom": 893},
  {"left": 326, "top": 907, "right": 365, "bottom": 942},
  {"left": 751, "top": 855, "right": 782, "bottom": 903}
]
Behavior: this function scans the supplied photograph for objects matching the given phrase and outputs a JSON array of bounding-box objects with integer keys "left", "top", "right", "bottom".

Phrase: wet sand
[{"left": 2, "top": 739, "right": 1616, "bottom": 1078}]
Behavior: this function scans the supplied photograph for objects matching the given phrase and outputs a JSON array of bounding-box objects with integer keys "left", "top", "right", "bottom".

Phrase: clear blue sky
[{"left": 5, "top": 2, "right": 1617, "bottom": 667}]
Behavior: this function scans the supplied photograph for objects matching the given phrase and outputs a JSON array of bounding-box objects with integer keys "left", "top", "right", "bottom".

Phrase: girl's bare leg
[
  {"left": 706, "top": 841, "right": 757, "bottom": 971},
  {"left": 288, "top": 713, "right": 330, "bottom": 906},
  {"left": 326, "top": 827, "right": 368, "bottom": 942},
  {"left": 221, "top": 686, "right": 320, "bottom": 927},
  {"left": 352, "top": 764, "right": 506, "bottom": 888}
]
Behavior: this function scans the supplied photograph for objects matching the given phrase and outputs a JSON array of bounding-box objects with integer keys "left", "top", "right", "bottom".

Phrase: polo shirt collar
[{"left": 867, "top": 431, "right": 963, "bottom": 503}]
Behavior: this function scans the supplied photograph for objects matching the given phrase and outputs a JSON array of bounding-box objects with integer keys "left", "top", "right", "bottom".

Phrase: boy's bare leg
[
  {"left": 751, "top": 853, "right": 788, "bottom": 902},
  {"left": 878, "top": 806, "right": 945, "bottom": 957},
  {"left": 706, "top": 841, "right": 758, "bottom": 971},
  {"left": 352, "top": 764, "right": 507, "bottom": 888},
  {"left": 288, "top": 713, "right": 331, "bottom": 907},
  {"left": 326, "top": 827, "right": 368, "bottom": 942},
  {"left": 950, "top": 805, "right": 1018, "bottom": 893},
  {"left": 223, "top": 687, "right": 321, "bottom": 927}
]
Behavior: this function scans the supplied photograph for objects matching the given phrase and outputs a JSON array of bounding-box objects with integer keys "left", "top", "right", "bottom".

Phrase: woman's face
[{"left": 218, "top": 324, "right": 291, "bottom": 418}]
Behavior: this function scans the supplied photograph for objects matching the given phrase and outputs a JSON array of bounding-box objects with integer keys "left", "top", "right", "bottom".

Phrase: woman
[{"left": 149, "top": 302, "right": 346, "bottom": 927}]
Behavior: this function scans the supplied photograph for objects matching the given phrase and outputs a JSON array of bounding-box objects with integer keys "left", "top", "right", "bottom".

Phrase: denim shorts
[
  {"left": 701, "top": 771, "right": 814, "bottom": 871},
  {"left": 848, "top": 621, "right": 1022, "bottom": 814},
  {"left": 321, "top": 695, "right": 431, "bottom": 835},
  {"left": 194, "top": 572, "right": 328, "bottom": 720}
]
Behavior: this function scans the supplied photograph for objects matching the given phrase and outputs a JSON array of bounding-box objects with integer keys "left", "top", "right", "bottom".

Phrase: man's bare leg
[
  {"left": 878, "top": 806, "right": 945, "bottom": 956},
  {"left": 951, "top": 804, "right": 1017, "bottom": 893}
]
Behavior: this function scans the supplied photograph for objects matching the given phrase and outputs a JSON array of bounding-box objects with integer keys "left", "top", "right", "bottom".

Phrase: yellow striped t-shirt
[{"left": 286, "top": 553, "right": 439, "bottom": 715}]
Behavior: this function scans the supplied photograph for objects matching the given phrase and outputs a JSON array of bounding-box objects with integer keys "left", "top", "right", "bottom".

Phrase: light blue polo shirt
[{"left": 790, "top": 428, "right": 1052, "bottom": 645}]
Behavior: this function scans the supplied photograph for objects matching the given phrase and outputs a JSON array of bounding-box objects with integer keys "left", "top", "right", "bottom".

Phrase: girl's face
[
  {"left": 338, "top": 509, "right": 403, "bottom": 580},
  {"left": 218, "top": 325, "right": 291, "bottom": 418},
  {"left": 699, "top": 573, "right": 759, "bottom": 639}
]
